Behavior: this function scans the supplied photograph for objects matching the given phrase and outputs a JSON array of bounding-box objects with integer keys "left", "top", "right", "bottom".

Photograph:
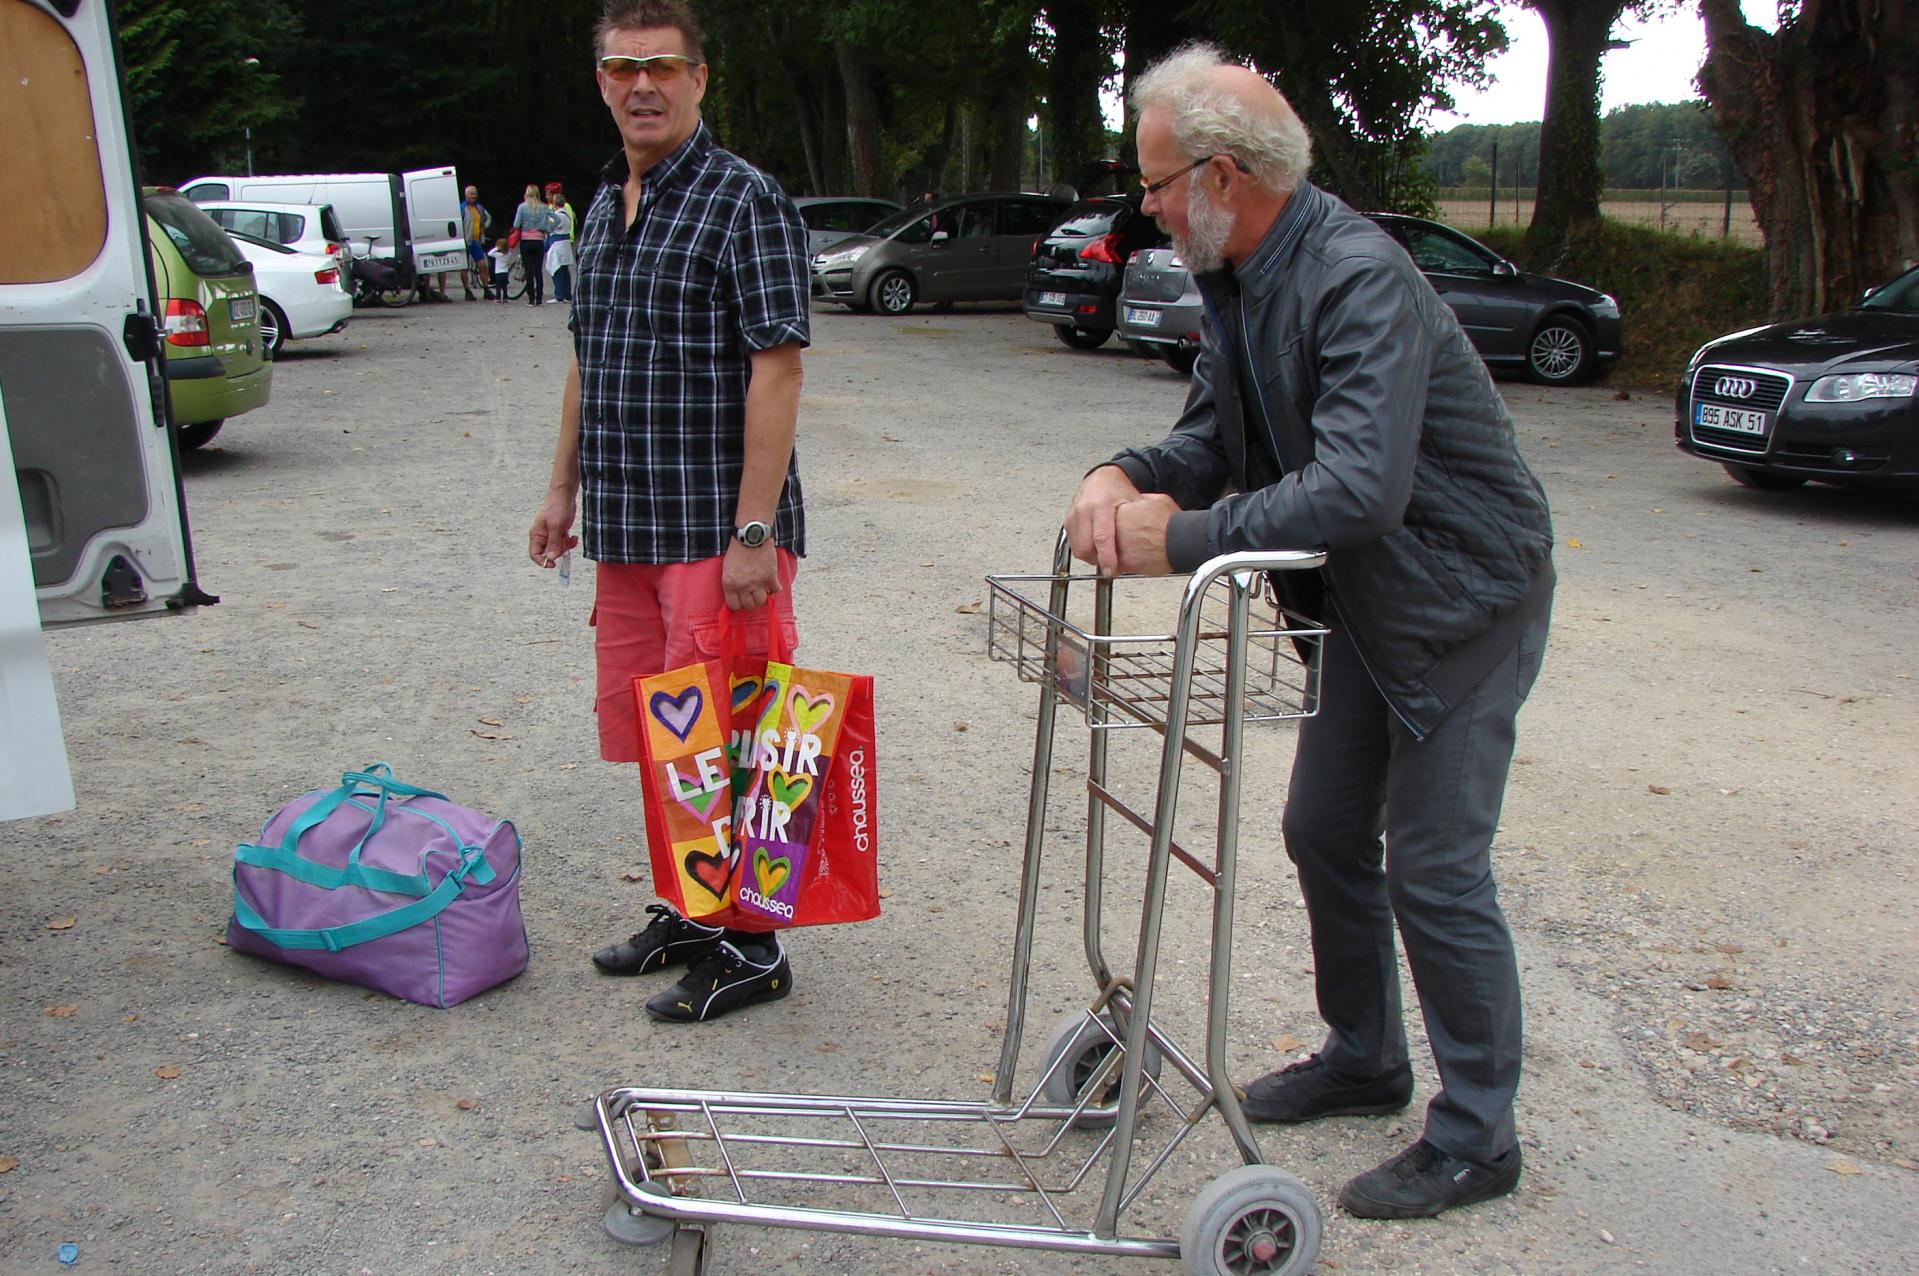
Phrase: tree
[
  {"left": 1196, "top": 0, "right": 1508, "bottom": 212},
  {"left": 1524, "top": 0, "right": 1628, "bottom": 254},
  {"left": 1698, "top": 0, "right": 1919, "bottom": 317},
  {"left": 117, "top": 0, "right": 302, "bottom": 183},
  {"left": 1039, "top": 0, "right": 1118, "bottom": 189}
]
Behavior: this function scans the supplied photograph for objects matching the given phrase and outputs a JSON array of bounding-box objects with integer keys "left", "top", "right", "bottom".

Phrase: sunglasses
[
  {"left": 1138, "top": 153, "right": 1248, "bottom": 196},
  {"left": 598, "top": 53, "right": 701, "bottom": 83}
]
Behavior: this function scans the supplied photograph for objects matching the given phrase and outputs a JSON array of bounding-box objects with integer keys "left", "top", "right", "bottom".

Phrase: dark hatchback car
[
  {"left": 1022, "top": 195, "right": 1167, "bottom": 349},
  {"left": 1119, "top": 213, "right": 1623, "bottom": 386},
  {"left": 1674, "top": 265, "right": 1919, "bottom": 492}
]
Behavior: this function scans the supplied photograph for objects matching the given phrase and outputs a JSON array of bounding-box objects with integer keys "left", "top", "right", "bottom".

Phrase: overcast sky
[{"left": 1433, "top": 1, "right": 1782, "bottom": 128}]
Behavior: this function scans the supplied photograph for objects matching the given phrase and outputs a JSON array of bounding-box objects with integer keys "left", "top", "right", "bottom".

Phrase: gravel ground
[{"left": 2, "top": 298, "right": 1915, "bottom": 1275}]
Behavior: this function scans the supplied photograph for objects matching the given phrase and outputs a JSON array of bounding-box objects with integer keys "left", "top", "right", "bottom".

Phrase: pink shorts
[{"left": 591, "top": 551, "right": 799, "bottom": 762}]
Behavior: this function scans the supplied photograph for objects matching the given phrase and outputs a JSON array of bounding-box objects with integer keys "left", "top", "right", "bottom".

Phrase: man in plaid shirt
[{"left": 528, "top": 0, "right": 810, "bottom": 1023}]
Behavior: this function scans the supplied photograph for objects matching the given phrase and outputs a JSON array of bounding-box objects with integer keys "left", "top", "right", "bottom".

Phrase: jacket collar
[
  {"left": 1198, "top": 181, "right": 1324, "bottom": 301},
  {"left": 599, "top": 119, "right": 714, "bottom": 194}
]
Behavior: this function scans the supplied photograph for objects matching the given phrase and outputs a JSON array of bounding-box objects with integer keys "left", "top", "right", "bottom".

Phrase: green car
[{"left": 144, "top": 187, "right": 270, "bottom": 449}]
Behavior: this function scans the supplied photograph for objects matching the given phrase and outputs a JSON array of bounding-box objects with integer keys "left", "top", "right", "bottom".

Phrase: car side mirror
[
  {"left": 930, "top": 230, "right": 950, "bottom": 247},
  {"left": 1491, "top": 260, "right": 1516, "bottom": 278}
]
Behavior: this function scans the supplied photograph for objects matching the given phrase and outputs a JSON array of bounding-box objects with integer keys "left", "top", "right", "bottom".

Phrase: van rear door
[
  {"left": 403, "top": 167, "right": 466, "bottom": 278},
  {"left": 1, "top": 0, "right": 208, "bottom": 817}
]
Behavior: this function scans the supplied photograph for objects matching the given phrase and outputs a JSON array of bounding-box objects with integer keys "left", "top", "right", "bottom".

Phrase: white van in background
[{"left": 181, "top": 168, "right": 466, "bottom": 284}]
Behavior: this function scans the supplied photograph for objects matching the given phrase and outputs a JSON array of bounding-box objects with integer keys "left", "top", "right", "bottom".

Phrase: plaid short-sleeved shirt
[{"left": 572, "top": 123, "right": 810, "bottom": 564}]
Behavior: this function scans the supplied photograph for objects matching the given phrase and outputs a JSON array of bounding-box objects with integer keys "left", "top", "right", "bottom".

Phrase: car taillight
[
  {"left": 326, "top": 242, "right": 340, "bottom": 257},
  {"left": 161, "top": 298, "right": 209, "bottom": 347},
  {"left": 315, "top": 268, "right": 339, "bottom": 285},
  {"left": 1126, "top": 249, "right": 1141, "bottom": 265},
  {"left": 1031, "top": 236, "right": 1043, "bottom": 259},
  {"left": 1079, "top": 233, "right": 1123, "bottom": 265}
]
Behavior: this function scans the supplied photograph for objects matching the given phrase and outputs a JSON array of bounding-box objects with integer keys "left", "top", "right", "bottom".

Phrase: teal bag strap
[
  {"left": 342, "top": 763, "right": 448, "bottom": 801},
  {"left": 233, "top": 837, "right": 429, "bottom": 897},
  {"left": 231, "top": 861, "right": 477, "bottom": 952}
]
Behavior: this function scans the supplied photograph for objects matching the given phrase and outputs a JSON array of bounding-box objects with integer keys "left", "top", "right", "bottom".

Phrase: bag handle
[
  {"left": 251, "top": 764, "right": 465, "bottom": 895},
  {"left": 229, "top": 851, "right": 493, "bottom": 952},
  {"left": 714, "top": 600, "right": 791, "bottom": 665}
]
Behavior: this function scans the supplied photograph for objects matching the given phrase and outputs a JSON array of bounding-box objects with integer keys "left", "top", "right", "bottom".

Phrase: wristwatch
[{"left": 734, "top": 520, "right": 772, "bottom": 548}]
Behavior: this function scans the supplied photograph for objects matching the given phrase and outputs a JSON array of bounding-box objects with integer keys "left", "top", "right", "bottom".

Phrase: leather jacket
[{"left": 1110, "top": 184, "right": 1554, "bottom": 739}]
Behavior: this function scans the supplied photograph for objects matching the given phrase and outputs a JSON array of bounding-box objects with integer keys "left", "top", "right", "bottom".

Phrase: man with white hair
[{"left": 1066, "top": 44, "right": 1555, "bottom": 1220}]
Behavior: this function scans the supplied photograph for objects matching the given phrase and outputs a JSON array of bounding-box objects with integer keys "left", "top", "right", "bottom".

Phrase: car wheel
[
  {"left": 1524, "top": 315, "right": 1594, "bottom": 385},
  {"left": 1054, "top": 325, "right": 1111, "bottom": 350},
  {"left": 258, "top": 299, "right": 287, "bottom": 359},
  {"left": 1161, "top": 347, "right": 1198, "bottom": 375},
  {"left": 1721, "top": 462, "right": 1807, "bottom": 491},
  {"left": 176, "top": 419, "right": 224, "bottom": 451},
  {"left": 871, "top": 270, "right": 916, "bottom": 315}
]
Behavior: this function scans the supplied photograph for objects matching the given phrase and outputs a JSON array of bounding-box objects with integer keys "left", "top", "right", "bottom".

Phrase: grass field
[{"left": 1436, "top": 189, "right": 1763, "bottom": 246}]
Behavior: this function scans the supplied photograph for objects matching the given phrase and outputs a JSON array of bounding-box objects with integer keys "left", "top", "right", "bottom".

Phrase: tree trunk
[
  {"left": 835, "top": 43, "right": 885, "bottom": 197},
  {"left": 1699, "top": 0, "right": 1919, "bottom": 317},
  {"left": 986, "top": 13, "right": 1036, "bottom": 190},
  {"left": 1042, "top": 0, "right": 1109, "bottom": 191},
  {"left": 1524, "top": 0, "right": 1622, "bottom": 258}
]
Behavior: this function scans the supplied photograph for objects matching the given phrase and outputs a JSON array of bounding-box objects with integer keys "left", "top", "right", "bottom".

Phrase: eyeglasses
[
  {"left": 1138, "top": 153, "right": 1247, "bottom": 196},
  {"left": 598, "top": 53, "right": 701, "bottom": 84}
]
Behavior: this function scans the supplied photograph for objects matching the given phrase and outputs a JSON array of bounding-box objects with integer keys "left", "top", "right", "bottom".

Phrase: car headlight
[
  {"left": 1804, "top": 372, "right": 1917, "bottom": 402},
  {"left": 1591, "top": 294, "right": 1620, "bottom": 318}
]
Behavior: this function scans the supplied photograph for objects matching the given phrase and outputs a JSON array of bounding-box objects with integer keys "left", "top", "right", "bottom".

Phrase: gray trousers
[{"left": 1282, "top": 610, "right": 1547, "bottom": 1163}]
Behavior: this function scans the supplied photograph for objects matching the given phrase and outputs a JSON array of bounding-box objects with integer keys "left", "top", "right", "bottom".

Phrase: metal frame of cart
[{"left": 593, "top": 535, "right": 1330, "bottom": 1276}]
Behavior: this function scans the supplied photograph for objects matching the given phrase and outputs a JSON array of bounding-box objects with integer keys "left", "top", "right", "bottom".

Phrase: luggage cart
[{"left": 591, "top": 534, "right": 1328, "bottom": 1275}]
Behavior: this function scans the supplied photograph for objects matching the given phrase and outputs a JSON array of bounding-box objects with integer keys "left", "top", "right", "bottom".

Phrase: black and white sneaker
[
  {"left": 591, "top": 903, "right": 724, "bottom": 976},
  {"left": 645, "top": 937, "right": 792, "bottom": 1022},
  {"left": 1338, "top": 1138, "right": 1522, "bottom": 1219}
]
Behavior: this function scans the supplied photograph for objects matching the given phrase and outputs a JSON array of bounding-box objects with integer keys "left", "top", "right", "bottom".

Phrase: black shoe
[
  {"left": 645, "top": 937, "right": 791, "bottom": 1022},
  {"left": 1240, "top": 1053, "right": 1413, "bottom": 1123},
  {"left": 1338, "top": 1138, "right": 1522, "bottom": 1219},
  {"left": 590, "top": 903, "right": 724, "bottom": 976}
]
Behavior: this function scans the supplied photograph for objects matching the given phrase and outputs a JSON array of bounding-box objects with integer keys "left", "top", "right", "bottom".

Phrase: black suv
[{"left": 1023, "top": 195, "right": 1167, "bottom": 349}]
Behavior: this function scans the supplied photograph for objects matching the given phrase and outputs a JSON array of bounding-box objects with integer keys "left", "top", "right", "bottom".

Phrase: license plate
[
  {"left": 228, "top": 295, "right": 256, "bottom": 322},
  {"left": 1038, "top": 291, "right": 1066, "bottom": 307},
  {"left": 1124, "top": 306, "right": 1161, "bottom": 327},
  {"left": 1696, "top": 401, "right": 1768, "bottom": 436},
  {"left": 418, "top": 250, "right": 466, "bottom": 273}
]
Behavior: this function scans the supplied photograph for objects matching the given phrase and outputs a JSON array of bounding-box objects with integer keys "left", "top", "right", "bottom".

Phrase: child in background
[{"left": 487, "top": 239, "right": 511, "bottom": 302}]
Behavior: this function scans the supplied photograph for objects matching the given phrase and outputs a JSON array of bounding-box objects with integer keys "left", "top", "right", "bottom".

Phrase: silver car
[
  {"left": 792, "top": 196, "right": 901, "bottom": 255},
  {"left": 1117, "top": 247, "right": 1203, "bottom": 373},
  {"left": 811, "top": 192, "right": 1071, "bottom": 315}
]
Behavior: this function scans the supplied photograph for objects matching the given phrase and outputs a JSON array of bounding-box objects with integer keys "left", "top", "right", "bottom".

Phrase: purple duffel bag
[{"left": 226, "top": 764, "right": 528, "bottom": 1007}]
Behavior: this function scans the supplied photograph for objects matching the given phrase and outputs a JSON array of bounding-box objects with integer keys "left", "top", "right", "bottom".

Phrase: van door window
[{"left": 0, "top": 3, "right": 107, "bottom": 283}]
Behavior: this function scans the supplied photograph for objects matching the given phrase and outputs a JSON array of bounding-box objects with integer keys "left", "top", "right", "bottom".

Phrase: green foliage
[
  {"left": 117, "top": 0, "right": 302, "bottom": 182},
  {"left": 1423, "top": 104, "right": 1741, "bottom": 192},
  {"left": 1485, "top": 218, "right": 1767, "bottom": 389}
]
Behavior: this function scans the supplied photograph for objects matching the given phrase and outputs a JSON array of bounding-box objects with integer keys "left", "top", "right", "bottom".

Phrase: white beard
[{"left": 1172, "top": 183, "right": 1235, "bottom": 274}]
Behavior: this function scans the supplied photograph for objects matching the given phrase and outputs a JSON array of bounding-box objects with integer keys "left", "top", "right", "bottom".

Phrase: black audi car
[
  {"left": 1023, "top": 194, "right": 1168, "bottom": 349},
  {"left": 1675, "top": 265, "right": 1919, "bottom": 492}
]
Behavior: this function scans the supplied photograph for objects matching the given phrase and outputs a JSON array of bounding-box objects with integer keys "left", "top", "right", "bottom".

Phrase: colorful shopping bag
[{"left": 634, "top": 607, "right": 880, "bottom": 929}]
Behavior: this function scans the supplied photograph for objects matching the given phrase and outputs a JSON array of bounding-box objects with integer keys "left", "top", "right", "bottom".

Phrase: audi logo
[{"left": 1713, "top": 375, "right": 1758, "bottom": 399}]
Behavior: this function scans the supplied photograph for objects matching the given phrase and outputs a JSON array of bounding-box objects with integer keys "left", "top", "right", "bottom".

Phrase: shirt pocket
[{"left": 633, "top": 247, "right": 727, "bottom": 353}]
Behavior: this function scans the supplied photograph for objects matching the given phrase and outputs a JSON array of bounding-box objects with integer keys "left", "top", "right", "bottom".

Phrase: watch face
[{"left": 736, "top": 521, "right": 770, "bottom": 547}]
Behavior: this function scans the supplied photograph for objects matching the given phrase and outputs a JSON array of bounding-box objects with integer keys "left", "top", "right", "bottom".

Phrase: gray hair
[{"left": 1130, "top": 43, "right": 1312, "bottom": 193}]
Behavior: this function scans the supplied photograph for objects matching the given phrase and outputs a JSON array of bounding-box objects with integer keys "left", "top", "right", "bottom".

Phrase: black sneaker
[
  {"left": 645, "top": 938, "right": 792, "bottom": 1022},
  {"left": 1338, "top": 1138, "right": 1522, "bottom": 1219},
  {"left": 591, "top": 903, "right": 724, "bottom": 976},
  {"left": 1240, "top": 1053, "right": 1413, "bottom": 1123}
]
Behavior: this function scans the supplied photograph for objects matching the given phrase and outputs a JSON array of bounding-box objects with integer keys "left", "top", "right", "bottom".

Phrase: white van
[
  {"left": 180, "top": 169, "right": 466, "bottom": 284},
  {"left": 3, "top": 0, "right": 207, "bottom": 818}
]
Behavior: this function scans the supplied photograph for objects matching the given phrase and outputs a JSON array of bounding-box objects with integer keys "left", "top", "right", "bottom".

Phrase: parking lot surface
[{"left": 3, "top": 301, "right": 1915, "bottom": 1274}]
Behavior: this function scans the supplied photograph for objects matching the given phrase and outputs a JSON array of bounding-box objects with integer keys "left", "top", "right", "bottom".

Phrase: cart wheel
[
  {"left": 668, "top": 1224, "right": 709, "bottom": 1276},
  {"left": 1041, "top": 1011, "right": 1164, "bottom": 1129},
  {"left": 602, "top": 1181, "right": 678, "bottom": 1247},
  {"left": 1179, "top": 1165, "right": 1322, "bottom": 1276}
]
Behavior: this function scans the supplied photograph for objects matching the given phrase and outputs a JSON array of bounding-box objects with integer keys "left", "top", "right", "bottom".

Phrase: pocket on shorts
[{"left": 689, "top": 609, "right": 799, "bottom": 659}]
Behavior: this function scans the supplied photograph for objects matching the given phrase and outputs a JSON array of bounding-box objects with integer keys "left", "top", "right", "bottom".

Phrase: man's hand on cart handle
[
  {"left": 1066, "top": 465, "right": 1142, "bottom": 575},
  {"left": 1113, "top": 494, "right": 1178, "bottom": 575}
]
